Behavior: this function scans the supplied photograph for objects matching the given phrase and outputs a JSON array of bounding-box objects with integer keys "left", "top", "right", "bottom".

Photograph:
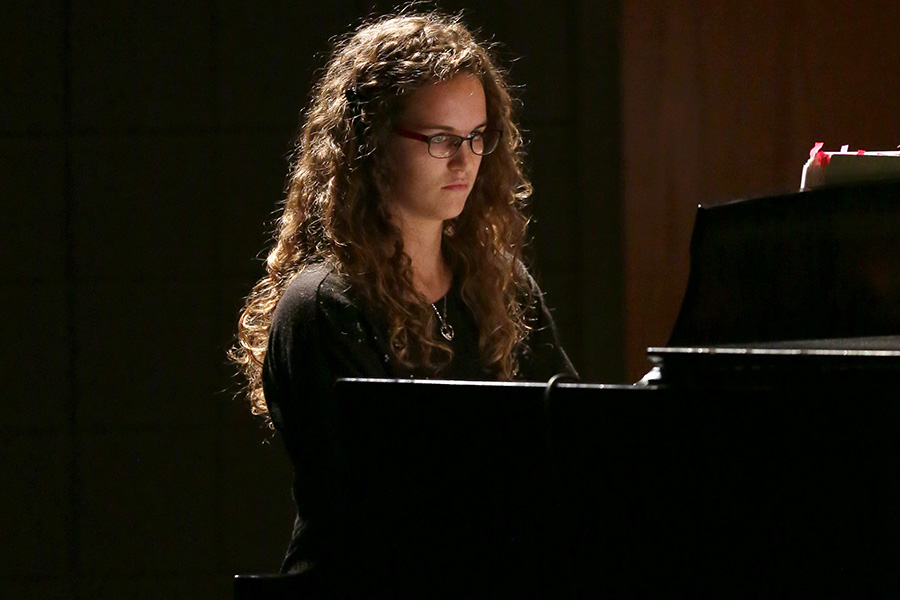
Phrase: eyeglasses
[{"left": 394, "top": 127, "right": 502, "bottom": 159}]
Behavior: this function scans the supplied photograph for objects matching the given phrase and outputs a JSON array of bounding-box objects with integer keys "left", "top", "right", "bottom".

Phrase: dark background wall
[{"left": 3, "top": 1, "right": 620, "bottom": 597}]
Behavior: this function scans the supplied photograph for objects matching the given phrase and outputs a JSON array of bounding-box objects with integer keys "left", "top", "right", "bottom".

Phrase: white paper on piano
[{"left": 800, "top": 142, "right": 900, "bottom": 190}]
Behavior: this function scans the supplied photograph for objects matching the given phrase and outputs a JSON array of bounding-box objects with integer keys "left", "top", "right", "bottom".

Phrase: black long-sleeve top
[{"left": 261, "top": 261, "right": 576, "bottom": 584}]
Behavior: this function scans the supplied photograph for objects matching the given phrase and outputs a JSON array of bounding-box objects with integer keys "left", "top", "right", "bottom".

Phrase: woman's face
[{"left": 383, "top": 73, "right": 487, "bottom": 231}]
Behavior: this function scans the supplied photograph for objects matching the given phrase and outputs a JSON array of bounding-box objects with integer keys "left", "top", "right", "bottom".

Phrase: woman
[{"left": 232, "top": 9, "right": 576, "bottom": 592}]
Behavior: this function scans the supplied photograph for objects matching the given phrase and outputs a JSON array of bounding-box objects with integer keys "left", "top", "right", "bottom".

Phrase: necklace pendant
[
  {"left": 431, "top": 299, "right": 454, "bottom": 342},
  {"left": 440, "top": 322, "right": 455, "bottom": 341}
]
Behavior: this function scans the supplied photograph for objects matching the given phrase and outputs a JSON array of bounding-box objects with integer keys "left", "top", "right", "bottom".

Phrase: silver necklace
[{"left": 431, "top": 296, "right": 454, "bottom": 341}]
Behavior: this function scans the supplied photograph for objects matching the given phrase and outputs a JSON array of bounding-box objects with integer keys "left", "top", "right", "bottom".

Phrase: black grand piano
[
  {"left": 591, "top": 178, "right": 900, "bottom": 597},
  {"left": 325, "top": 180, "right": 900, "bottom": 598}
]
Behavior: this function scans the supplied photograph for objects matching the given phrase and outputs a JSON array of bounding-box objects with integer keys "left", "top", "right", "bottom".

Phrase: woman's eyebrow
[{"left": 417, "top": 121, "right": 489, "bottom": 132}]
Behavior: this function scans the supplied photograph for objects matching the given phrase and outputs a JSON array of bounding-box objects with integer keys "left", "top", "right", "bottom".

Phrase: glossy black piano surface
[
  {"left": 668, "top": 179, "right": 900, "bottom": 347},
  {"left": 637, "top": 180, "right": 900, "bottom": 597},
  {"left": 332, "top": 377, "right": 900, "bottom": 598},
  {"left": 648, "top": 336, "right": 900, "bottom": 388}
]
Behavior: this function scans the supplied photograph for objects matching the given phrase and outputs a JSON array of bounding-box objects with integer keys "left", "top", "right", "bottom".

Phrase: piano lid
[{"left": 667, "top": 179, "right": 900, "bottom": 347}]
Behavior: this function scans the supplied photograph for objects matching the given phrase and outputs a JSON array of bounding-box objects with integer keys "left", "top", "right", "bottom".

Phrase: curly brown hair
[{"left": 232, "top": 10, "right": 535, "bottom": 417}]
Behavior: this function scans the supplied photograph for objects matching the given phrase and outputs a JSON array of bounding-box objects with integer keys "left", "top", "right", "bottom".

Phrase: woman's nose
[{"left": 448, "top": 143, "right": 476, "bottom": 170}]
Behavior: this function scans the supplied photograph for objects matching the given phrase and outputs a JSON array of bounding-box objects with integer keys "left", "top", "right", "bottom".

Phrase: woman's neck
[{"left": 398, "top": 220, "right": 452, "bottom": 303}]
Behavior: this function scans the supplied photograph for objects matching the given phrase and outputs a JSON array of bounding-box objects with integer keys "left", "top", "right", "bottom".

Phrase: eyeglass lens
[{"left": 429, "top": 131, "right": 500, "bottom": 158}]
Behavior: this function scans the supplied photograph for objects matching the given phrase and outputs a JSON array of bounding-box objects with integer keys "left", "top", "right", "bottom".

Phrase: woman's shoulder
[
  {"left": 266, "top": 262, "right": 391, "bottom": 385},
  {"left": 272, "top": 263, "right": 358, "bottom": 328},
  {"left": 279, "top": 262, "right": 353, "bottom": 306}
]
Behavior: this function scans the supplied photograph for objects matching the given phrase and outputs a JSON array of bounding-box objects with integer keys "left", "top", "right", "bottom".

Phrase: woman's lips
[{"left": 442, "top": 182, "right": 468, "bottom": 190}]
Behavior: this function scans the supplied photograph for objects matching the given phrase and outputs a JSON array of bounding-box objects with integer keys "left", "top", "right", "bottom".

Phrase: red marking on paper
[{"left": 809, "top": 141, "right": 824, "bottom": 159}]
